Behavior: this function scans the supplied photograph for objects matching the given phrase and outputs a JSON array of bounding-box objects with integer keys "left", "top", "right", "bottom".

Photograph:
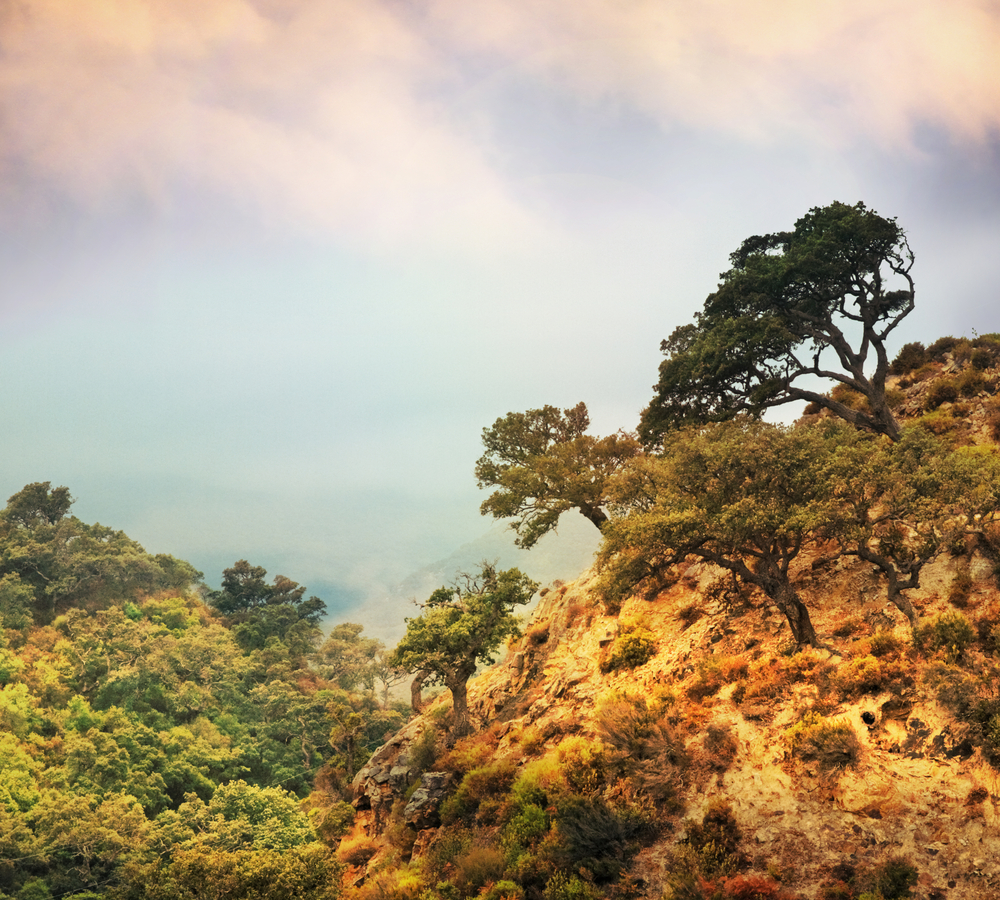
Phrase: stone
[{"left": 404, "top": 772, "right": 452, "bottom": 830}]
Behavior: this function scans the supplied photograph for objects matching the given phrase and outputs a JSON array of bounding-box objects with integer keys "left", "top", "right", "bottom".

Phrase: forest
[{"left": 0, "top": 482, "right": 409, "bottom": 900}]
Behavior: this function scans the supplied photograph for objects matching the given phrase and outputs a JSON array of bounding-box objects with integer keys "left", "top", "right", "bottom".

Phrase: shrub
[
  {"left": 858, "top": 855, "right": 919, "bottom": 899},
  {"left": 547, "top": 795, "right": 641, "bottom": 882},
  {"left": 971, "top": 346, "right": 995, "bottom": 371},
  {"left": 681, "top": 800, "right": 745, "bottom": 878},
  {"left": 337, "top": 833, "right": 379, "bottom": 867},
  {"left": 700, "top": 723, "right": 739, "bottom": 773},
  {"left": 947, "top": 566, "right": 973, "bottom": 608},
  {"left": 543, "top": 872, "right": 601, "bottom": 900},
  {"left": 600, "top": 627, "right": 657, "bottom": 673},
  {"left": 441, "top": 758, "right": 518, "bottom": 824},
  {"left": 786, "top": 713, "right": 861, "bottom": 772},
  {"left": 924, "top": 378, "right": 959, "bottom": 410},
  {"left": 453, "top": 845, "right": 506, "bottom": 895},
  {"left": 890, "top": 342, "right": 927, "bottom": 375},
  {"left": 482, "top": 880, "right": 526, "bottom": 900},
  {"left": 915, "top": 610, "right": 975, "bottom": 663},
  {"left": 957, "top": 367, "right": 986, "bottom": 396},
  {"left": 927, "top": 335, "right": 963, "bottom": 361},
  {"left": 830, "top": 383, "right": 870, "bottom": 412}
]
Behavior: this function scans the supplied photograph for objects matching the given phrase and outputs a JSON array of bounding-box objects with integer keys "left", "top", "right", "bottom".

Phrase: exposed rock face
[{"left": 402, "top": 772, "right": 452, "bottom": 829}]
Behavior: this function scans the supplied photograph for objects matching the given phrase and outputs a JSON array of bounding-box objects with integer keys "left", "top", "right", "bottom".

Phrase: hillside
[{"left": 344, "top": 341, "right": 1000, "bottom": 900}]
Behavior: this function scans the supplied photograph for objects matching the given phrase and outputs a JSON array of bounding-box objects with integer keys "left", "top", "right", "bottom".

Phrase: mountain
[{"left": 341, "top": 341, "right": 1000, "bottom": 900}]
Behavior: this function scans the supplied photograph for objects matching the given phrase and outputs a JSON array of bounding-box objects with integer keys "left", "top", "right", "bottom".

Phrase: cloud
[
  {"left": 426, "top": 0, "right": 1000, "bottom": 149},
  {"left": 0, "top": 0, "right": 536, "bottom": 245},
  {"left": 1, "top": 0, "right": 997, "bottom": 246}
]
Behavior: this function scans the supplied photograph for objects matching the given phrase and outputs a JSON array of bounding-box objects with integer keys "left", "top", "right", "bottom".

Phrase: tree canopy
[
  {"left": 639, "top": 201, "right": 914, "bottom": 446},
  {"left": 476, "top": 402, "right": 640, "bottom": 548},
  {"left": 599, "top": 420, "right": 840, "bottom": 647},
  {"left": 389, "top": 563, "right": 537, "bottom": 735}
]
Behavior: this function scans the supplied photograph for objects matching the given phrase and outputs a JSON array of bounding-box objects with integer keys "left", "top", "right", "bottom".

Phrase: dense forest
[{"left": 0, "top": 482, "right": 409, "bottom": 900}]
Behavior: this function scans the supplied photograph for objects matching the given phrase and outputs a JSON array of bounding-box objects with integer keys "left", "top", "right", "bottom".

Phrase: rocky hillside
[{"left": 343, "top": 341, "right": 1000, "bottom": 900}]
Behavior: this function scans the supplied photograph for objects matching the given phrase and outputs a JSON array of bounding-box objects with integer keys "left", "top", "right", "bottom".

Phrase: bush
[
  {"left": 924, "top": 378, "right": 959, "bottom": 410},
  {"left": 543, "top": 872, "right": 601, "bottom": 900},
  {"left": 971, "top": 346, "right": 995, "bottom": 371},
  {"left": 453, "top": 845, "right": 506, "bottom": 895},
  {"left": 858, "top": 855, "right": 919, "bottom": 899},
  {"left": 684, "top": 800, "right": 744, "bottom": 877},
  {"left": 957, "top": 367, "right": 986, "bottom": 396},
  {"left": 916, "top": 610, "right": 975, "bottom": 663},
  {"left": 700, "top": 723, "right": 739, "bottom": 774},
  {"left": 786, "top": 713, "right": 861, "bottom": 772},
  {"left": 600, "top": 626, "right": 658, "bottom": 673},
  {"left": 890, "top": 342, "right": 927, "bottom": 375},
  {"left": 948, "top": 566, "right": 974, "bottom": 607}
]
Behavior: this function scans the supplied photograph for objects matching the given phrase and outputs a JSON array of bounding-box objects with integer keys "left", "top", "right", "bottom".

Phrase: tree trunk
[
  {"left": 446, "top": 675, "right": 472, "bottom": 738},
  {"left": 763, "top": 578, "right": 819, "bottom": 648},
  {"left": 581, "top": 506, "right": 609, "bottom": 532},
  {"left": 410, "top": 669, "right": 429, "bottom": 712}
]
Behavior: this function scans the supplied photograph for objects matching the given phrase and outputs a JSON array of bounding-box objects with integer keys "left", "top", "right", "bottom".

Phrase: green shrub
[
  {"left": 542, "top": 872, "right": 601, "bottom": 900},
  {"left": 441, "top": 758, "right": 517, "bottom": 824},
  {"left": 599, "top": 627, "right": 657, "bottom": 673},
  {"left": 684, "top": 800, "right": 744, "bottom": 876},
  {"left": 957, "top": 367, "right": 986, "bottom": 396},
  {"left": 890, "top": 342, "right": 927, "bottom": 375},
  {"left": 924, "top": 378, "right": 959, "bottom": 410},
  {"left": 859, "top": 855, "right": 919, "bottom": 899},
  {"left": 948, "top": 566, "right": 974, "bottom": 607},
  {"left": 546, "top": 795, "right": 642, "bottom": 882},
  {"left": 501, "top": 803, "right": 550, "bottom": 860},
  {"left": 786, "top": 713, "right": 861, "bottom": 772},
  {"left": 481, "top": 880, "right": 525, "bottom": 900},
  {"left": 971, "top": 346, "right": 995, "bottom": 371},
  {"left": 916, "top": 610, "right": 975, "bottom": 663},
  {"left": 453, "top": 845, "right": 505, "bottom": 895}
]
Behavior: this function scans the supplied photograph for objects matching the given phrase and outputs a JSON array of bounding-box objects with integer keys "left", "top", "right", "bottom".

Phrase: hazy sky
[{"left": 2, "top": 0, "right": 999, "bottom": 622}]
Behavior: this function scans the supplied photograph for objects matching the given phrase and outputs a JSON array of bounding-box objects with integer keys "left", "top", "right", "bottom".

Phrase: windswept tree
[
  {"left": 389, "top": 563, "right": 537, "bottom": 736},
  {"left": 599, "top": 421, "right": 836, "bottom": 648},
  {"left": 476, "top": 402, "right": 641, "bottom": 548},
  {"left": 639, "top": 201, "right": 915, "bottom": 446}
]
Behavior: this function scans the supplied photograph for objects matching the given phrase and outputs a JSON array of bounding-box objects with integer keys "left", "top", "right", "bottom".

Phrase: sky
[{"left": 1, "top": 0, "right": 999, "bottom": 631}]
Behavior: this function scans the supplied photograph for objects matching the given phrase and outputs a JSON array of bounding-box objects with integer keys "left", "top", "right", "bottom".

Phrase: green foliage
[
  {"left": 599, "top": 624, "right": 657, "bottom": 673},
  {"left": 600, "top": 419, "right": 833, "bottom": 646},
  {"left": 390, "top": 563, "right": 537, "bottom": 735},
  {"left": 785, "top": 713, "right": 861, "bottom": 772},
  {"left": 476, "top": 402, "right": 640, "bottom": 547},
  {"left": 209, "top": 560, "right": 326, "bottom": 658},
  {"left": 890, "top": 342, "right": 927, "bottom": 375},
  {"left": 915, "top": 610, "right": 975, "bottom": 663},
  {"left": 923, "top": 378, "right": 959, "bottom": 410},
  {"left": 639, "top": 201, "right": 913, "bottom": 445}
]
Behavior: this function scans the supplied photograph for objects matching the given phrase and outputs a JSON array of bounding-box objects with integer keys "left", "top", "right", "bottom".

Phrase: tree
[
  {"left": 599, "top": 421, "right": 836, "bottom": 648},
  {"left": 821, "top": 423, "right": 1000, "bottom": 629},
  {"left": 389, "top": 563, "right": 537, "bottom": 736},
  {"left": 476, "top": 402, "right": 641, "bottom": 548},
  {"left": 208, "top": 561, "right": 326, "bottom": 658},
  {"left": 639, "top": 202, "right": 915, "bottom": 447},
  {"left": 2, "top": 483, "right": 73, "bottom": 528}
]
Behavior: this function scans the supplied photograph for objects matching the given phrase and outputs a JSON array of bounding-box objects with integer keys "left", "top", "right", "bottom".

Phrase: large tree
[
  {"left": 389, "top": 563, "right": 537, "bottom": 736},
  {"left": 599, "top": 420, "right": 837, "bottom": 648},
  {"left": 821, "top": 423, "right": 1000, "bottom": 629},
  {"left": 208, "top": 560, "right": 326, "bottom": 658},
  {"left": 476, "top": 402, "right": 640, "bottom": 548},
  {"left": 639, "top": 201, "right": 914, "bottom": 446}
]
